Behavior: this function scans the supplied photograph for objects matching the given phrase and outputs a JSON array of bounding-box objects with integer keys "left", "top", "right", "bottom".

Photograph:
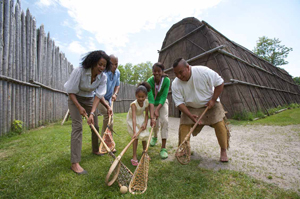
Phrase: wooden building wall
[{"left": 158, "top": 17, "right": 300, "bottom": 118}]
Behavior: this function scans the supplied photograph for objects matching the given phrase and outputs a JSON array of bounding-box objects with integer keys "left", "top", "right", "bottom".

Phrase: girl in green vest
[{"left": 147, "top": 62, "right": 170, "bottom": 159}]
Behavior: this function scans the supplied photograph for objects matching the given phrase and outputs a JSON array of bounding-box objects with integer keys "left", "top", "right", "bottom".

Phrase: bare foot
[
  {"left": 71, "top": 163, "right": 84, "bottom": 173},
  {"left": 220, "top": 148, "right": 228, "bottom": 162}
]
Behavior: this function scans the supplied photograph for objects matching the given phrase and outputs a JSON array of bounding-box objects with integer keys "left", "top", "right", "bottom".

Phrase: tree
[
  {"left": 118, "top": 63, "right": 133, "bottom": 83},
  {"left": 253, "top": 36, "right": 293, "bottom": 66},
  {"left": 293, "top": 77, "right": 300, "bottom": 85},
  {"left": 136, "top": 61, "right": 152, "bottom": 82},
  {"left": 118, "top": 61, "right": 153, "bottom": 85}
]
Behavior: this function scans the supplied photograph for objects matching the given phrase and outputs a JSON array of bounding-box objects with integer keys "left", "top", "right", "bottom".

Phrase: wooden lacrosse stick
[
  {"left": 99, "top": 101, "right": 115, "bottom": 154},
  {"left": 175, "top": 106, "right": 209, "bottom": 165},
  {"left": 84, "top": 114, "right": 133, "bottom": 188},
  {"left": 61, "top": 109, "right": 70, "bottom": 125},
  {"left": 129, "top": 126, "right": 154, "bottom": 194},
  {"left": 106, "top": 128, "right": 143, "bottom": 186}
]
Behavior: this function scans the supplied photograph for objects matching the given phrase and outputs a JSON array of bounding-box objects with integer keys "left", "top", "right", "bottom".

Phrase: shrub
[
  {"left": 288, "top": 103, "right": 300, "bottom": 109},
  {"left": 11, "top": 120, "right": 24, "bottom": 135},
  {"left": 233, "top": 110, "right": 254, "bottom": 121},
  {"left": 255, "top": 110, "right": 265, "bottom": 119}
]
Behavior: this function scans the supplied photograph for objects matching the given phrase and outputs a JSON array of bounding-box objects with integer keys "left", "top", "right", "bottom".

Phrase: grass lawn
[
  {"left": 229, "top": 108, "right": 300, "bottom": 126},
  {"left": 1, "top": 112, "right": 299, "bottom": 198}
]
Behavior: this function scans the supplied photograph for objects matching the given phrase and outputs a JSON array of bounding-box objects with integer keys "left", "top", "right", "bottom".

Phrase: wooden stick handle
[
  {"left": 184, "top": 106, "right": 209, "bottom": 142},
  {"left": 61, "top": 109, "right": 69, "bottom": 125},
  {"left": 119, "top": 128, "right": 143, "bottom": 157},
  {"left": 145, "top": 126, "right": 154, "bottom": 153},
  {"left": 84, "top": 114, "right": 111, "bottom": 152},
  {"left": 108, "top": 101, "right": 114, "bottom": 125}
]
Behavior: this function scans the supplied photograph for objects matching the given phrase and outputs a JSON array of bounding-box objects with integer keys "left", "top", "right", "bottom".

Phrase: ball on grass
[{"left": 120, "top": 186, "right": 128, "bottom": 194}]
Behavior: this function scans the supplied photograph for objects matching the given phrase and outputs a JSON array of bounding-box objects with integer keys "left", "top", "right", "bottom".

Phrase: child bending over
[{"left": 126, "top": 82, "right": 152, "bottom": 166}]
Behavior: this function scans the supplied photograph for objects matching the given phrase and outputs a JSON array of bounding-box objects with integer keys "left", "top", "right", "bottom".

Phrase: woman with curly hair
[{"left": 64, "top": 50, "right": 112, "bottom": 174}]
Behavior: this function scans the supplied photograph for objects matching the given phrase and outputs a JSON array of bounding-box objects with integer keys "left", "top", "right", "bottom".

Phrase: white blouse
[{"left": 64, "top": 67, "right": 107, "bottom": 98}]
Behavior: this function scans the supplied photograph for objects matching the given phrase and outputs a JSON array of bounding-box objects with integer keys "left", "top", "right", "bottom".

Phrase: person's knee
[
  {"left": 213, "top": 122, "right": 227, "bottom": 148},
  {"left": 160, "top": 119, "right": 168, "bottom": 129},
  {"left": 73, "top": 125, "right": 82, "bottom": 133},
  {"left": 102, "top": 110, "right": 110, "bottom": 119},
  {"left": 179, "top": 124, "right": 190, "bottom": 144},
  {"left": 179, "top": 124, "right": 190, "bottom": 135}
]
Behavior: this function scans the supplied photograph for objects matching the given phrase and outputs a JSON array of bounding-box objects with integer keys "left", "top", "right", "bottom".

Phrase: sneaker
[
  {"left": 160, "top": 148, "right": 168, "bottom": 159},
  {"left": 150, "top": 137, "right": 157, "bottom": 147}
]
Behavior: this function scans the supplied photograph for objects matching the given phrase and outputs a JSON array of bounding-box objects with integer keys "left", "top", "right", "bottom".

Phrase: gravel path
[{"left": 161, "top": 117, "right": 300, "bottom": 193}]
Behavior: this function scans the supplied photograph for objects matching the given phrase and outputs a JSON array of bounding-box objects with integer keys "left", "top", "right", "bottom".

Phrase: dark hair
[
  {"left": 173, "top": 58, "right": 187, "bottom": 68},
  {"left": 153, "top": 62, "right": 165, "bottom": 70},
  {"left": 136, "top": 82, "right": 151, "bottom": 95},
  {"left": 81, "top": 50, "right": 111, "bottom": 72},
  {"left": 152, "top": 62, "right": 168, "bottom": 77}
]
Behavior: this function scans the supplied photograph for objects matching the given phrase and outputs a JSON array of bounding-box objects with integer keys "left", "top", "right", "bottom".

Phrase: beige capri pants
[{"left": 153, "top": 99, "right": 169, "bottom": 139}]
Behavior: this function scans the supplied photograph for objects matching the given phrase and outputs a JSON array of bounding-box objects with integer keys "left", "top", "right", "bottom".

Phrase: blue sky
[{"left": 21, "top": 0, "right": 300, "bottom": 77}]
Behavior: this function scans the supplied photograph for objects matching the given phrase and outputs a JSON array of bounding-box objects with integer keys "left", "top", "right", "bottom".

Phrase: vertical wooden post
[
  {"left": 38, "top": 25, "right": 44, "bottom": 126},
  {"left": 42, "top": 31, "right": 47, "bottom": 124},
  {"left": 2, "top": 0, "right": 9, "bottom": 133},
  {"left": 36, "top": 27, "right": 41, "bottom": 126},
  {"left": 59, "top": 53, "right": 62, "bottom": 119},
  {"left": 51, "top": 41, "right": 55, "bottom": 122},
  {"left": 10, "top": 1, "right": 16, "bottom": 125},
  {"left": 32, "top": 17, "right": 36, "bottom": 128},
  {"left": 21, "top": 10, "right": 26, "bottom": 130},
  {"left": 25, "top": 8, "right": 29, "bottom": 128},
  {"left": 15, "top": 2, "right": 20, "bottom": 122},
  {"left": 7, "top": 0, "right": 14, "bottom": 132},
  {"left": 55, "top": 46, "right": 59, "bottom": 121},
  {"left": 60, "top": 53, "right": 64, "bottom": 118},
  {"left": 47, "top": 33, "right": 52, "bottom": 123},
  {"left": 0, "top": 0, "right": 4, "bottom": 135},
  {"left": 25, "top": 9, "right": 31, "bottom": 128},
  {"left": 51, "top": 40, "right": 55, "bottom": 122}
]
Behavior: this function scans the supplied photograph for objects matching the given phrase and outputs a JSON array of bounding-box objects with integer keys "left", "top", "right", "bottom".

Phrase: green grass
[
  {"left": 232, "top": 103, "right": 300, "bottom": 122},
  {"left": 229, "top": 108, "right": 300, "bottom": 126},
  {"left": 1, "top": 113, "right": 299, "bottom": 198}
]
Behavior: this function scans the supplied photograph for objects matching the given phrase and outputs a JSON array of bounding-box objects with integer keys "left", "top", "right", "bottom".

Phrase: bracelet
[
  {"left": 114, "top": 93, "right": 118, "bottom": 96},
  {"left": 90, "top": 112, "right": 95, "bottom": 116}
]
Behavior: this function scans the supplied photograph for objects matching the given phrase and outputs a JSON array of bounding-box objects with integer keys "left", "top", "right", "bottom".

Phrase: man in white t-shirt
[{"left": 171, "top": 58, "right": 229, "bottom": 162}]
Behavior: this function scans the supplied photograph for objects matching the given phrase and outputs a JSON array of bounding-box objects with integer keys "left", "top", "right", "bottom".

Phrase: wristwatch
[{"left": 90, "top": 112, "right": 95, "bottom": 116}]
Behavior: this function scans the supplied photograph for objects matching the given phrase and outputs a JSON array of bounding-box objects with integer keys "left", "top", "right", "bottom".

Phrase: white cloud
[
  {"left": 67, "top": 41, "right": 87, "bottom": 55},
  {"left": 36, "top": 0, "right": 57, "bottom": 7},
  {"left": 57, "top": 0, "right": 222, "bottom": 49},
  {"left": 85, "top": 37, "right": 97, "bottom": 52}
]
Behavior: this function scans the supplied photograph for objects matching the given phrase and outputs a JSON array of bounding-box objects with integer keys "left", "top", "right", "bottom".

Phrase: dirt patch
[
  {"left": 160, "top": 117, "right": 300, "bottom": 193},
  {"left": 0, "top": 150, "right": 12, "bottom": 160}
]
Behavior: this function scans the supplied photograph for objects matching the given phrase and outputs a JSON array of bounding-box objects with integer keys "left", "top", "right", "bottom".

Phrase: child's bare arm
[
  {"left": 131, "top": 104, "right": 137, "bottom": 135},
  {"left": 145, "top": 107, "right": 149, "bottom": 125},
  {"left": 141, "top": 107, "right": 149, "bottom": 130}
]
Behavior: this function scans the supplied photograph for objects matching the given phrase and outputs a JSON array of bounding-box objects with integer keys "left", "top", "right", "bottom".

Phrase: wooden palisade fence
[
  {"left": 0, "top": 0, "right": 73, "bottom": 136},
  {"left": 111, "top": 82, "right": 136, "bottom": 113}
]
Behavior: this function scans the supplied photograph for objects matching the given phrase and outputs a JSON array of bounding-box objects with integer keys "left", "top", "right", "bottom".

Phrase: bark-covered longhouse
[{"left": 158, "top": 17, "right": 300, "bottom": 118}]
